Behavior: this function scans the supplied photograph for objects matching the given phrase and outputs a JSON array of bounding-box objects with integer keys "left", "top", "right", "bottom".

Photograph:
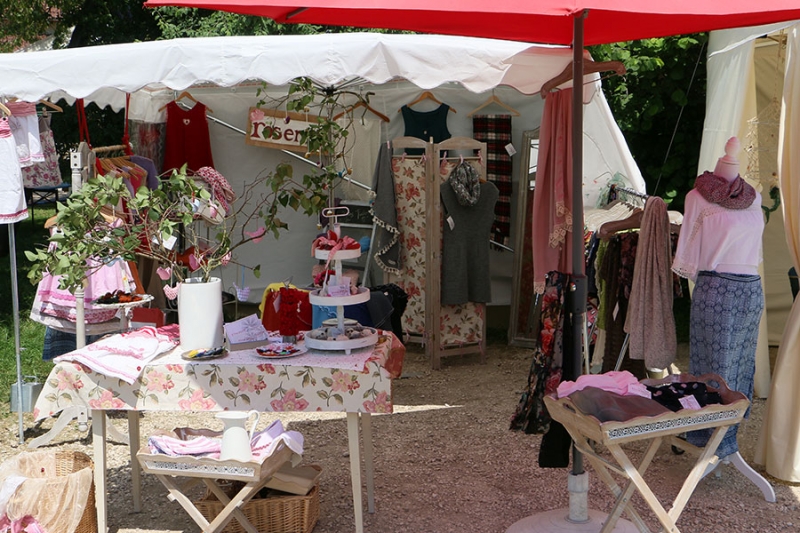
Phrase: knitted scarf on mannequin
[{"left": 694, "top": 171, "right": 756, "bottom": 210}]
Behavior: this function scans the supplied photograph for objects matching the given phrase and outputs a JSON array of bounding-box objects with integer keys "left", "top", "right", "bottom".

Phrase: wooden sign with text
[{"left": 245, "top": 107, "right": 316, "bottom": 152}]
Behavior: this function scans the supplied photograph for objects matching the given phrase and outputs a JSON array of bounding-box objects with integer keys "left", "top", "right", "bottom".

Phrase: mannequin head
[{"left": 714, "top": 137, "right": 741, "bottom": 182}]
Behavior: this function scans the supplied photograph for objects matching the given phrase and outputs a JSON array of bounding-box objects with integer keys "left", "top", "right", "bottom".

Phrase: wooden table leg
[
  {"left": 361, "top": 413, "right": 376, "bottom": 513},
  {"left": 569, "top": 432, "right": 651, "bottom": 533},
  {"left": 607, "top": 442, "right": 682, "bottom": 532},
  {"left": 600, "top": 437, "right": 664, "bottom": 533},
  {"left": 128, "top": 411, "right": 142, "bottom": 512},
  {"left": 347, "top": 412, "right": 364, "bottom": 533},
  {"left": 200, "top": 478, "right": 262, "bottom": 533},
  {"left": 91, "top": 410, "right": 108, "bottom": 533},
  {"left": 667, "top": 424, "right": 728, "bottom": 523}
]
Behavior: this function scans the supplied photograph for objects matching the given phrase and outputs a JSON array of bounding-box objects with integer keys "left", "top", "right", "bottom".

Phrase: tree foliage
[
  {"left": 152, "top": 7, "right": 321, "bottom": 37},
  {"left": 591, "top": 35, "right": 708, "bottom": 210}
]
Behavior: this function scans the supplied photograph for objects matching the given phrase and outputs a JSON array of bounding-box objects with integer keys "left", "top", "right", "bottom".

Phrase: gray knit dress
[{"left": 440, "top": 180, "right": 499, "bottom": 305}]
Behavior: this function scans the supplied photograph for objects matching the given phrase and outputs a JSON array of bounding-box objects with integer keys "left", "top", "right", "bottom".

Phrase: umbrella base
[{"left": 506, "top": 509, "right": 639, "bottom": 532}]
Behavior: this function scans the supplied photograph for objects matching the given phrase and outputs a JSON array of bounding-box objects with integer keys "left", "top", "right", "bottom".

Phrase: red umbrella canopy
[{"left": 143, "top": 0, "right": 800, "bottom": 45}]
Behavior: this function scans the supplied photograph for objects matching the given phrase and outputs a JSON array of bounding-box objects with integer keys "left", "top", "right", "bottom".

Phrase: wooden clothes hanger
[
  {"left": 38, "top": 100, "right": 62, "bottom": 113},
  {"left": 333, "top": 101, "right": 390, "bottom": 122},
  {"left": 0, "top": 102, "right": 10, "bottom": 117},
  {"left": 598, "top": 207, "right": 643, "bottom": 240},
  {"left": 467, "top": 93, "right": 520, "bottom": 117},
  {"left": 158, "top": 91, "right": 214, "bottom": 114},
  {"left": 398, "top": 91, "right": 457, "bottom": 113},
  {"left": 540, "top": 60, "right": 626, "bottom": 98}
]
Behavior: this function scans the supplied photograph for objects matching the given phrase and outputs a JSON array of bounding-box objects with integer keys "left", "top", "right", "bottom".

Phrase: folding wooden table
[
  {"left": 544, "top": 373, "right": 750, "bottom": 533},
  {"left": 137, "top": 444, "right": 293, "bottom": 533}
]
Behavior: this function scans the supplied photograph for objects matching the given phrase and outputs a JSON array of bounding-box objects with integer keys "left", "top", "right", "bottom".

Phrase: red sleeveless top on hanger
[{"left": 162, "top": 101, "right": 214, "bottom": 173}]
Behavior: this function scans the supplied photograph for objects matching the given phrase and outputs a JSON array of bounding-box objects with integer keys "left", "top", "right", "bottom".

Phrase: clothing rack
[{"left": 609, "top": 184, "right": 648, "bottom": 202}]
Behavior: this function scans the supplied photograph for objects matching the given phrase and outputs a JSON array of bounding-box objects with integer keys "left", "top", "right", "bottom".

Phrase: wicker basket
[
  {"left": 194, "top": 466, "right": 321, "bottom": 533},
  {"left": 56, "top": 451, "right": 98, "bottom": 533},
  {"left": 3, "top": 450, "right": 97, "bottom": 533}
]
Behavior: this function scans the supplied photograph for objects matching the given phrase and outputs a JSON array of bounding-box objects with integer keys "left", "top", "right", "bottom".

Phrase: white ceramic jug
[{"left": 217, "top": 410, "right": 260, "bottom": 462}]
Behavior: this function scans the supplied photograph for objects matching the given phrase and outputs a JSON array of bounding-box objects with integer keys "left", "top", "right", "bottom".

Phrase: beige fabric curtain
[{"left": 754, "top": 23, "right": 800, "bottom": 482}]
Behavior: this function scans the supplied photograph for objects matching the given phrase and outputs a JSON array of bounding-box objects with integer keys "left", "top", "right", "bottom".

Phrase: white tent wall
[
  {"left": 755, "top": 22, "right": 800, "bottom": 484},
  {"left": 700, "top": 22, "right": 797, "bottom": 398},
  {"left": 1, "top": 33, "right": 644, "bottom": 322},
  {"left": 130, "top": 80, "right": 638, "bottom": 307}
]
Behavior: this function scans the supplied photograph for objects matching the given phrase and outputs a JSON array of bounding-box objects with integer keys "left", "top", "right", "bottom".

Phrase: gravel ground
[{"left": 2, "top": 342, "right": 800, "bottom": 532}]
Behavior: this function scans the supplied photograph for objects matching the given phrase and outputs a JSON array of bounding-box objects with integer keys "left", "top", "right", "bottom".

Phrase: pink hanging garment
[
  {"left": 21, "top": 116, "right": 61, "bottom": 188},
  {"left": 531, "top": 89, "right": 574, "bottom": 294}
]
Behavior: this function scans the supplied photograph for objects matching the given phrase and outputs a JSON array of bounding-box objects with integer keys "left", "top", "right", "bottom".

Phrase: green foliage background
[{"left": 591, "top": 35, "right": 708, "bottom": 211}]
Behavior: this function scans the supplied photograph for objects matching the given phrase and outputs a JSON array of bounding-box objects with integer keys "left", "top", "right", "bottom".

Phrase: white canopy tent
[{"left": 0, "top": 32, "right": 644, "bottom": 307}]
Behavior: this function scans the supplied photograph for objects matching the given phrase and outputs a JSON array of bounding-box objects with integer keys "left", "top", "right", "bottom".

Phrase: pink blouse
[{"left": 672, "top": 188, "right": 763, "bottom": 281}]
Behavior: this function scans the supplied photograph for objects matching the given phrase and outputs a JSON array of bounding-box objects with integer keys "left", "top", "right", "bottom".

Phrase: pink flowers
[
  {"left": 270, "top": 389, "right": 309, "bottom": 411},
  {"left": 238, "top": 370, "right": 266, "bottom": 393},
  {"left": 178, "top": 388, "right": 217, "bottom": 411},
  {"left": 144, "top": 370, "right": 175, "bottom": 392},
  {"left": 88, "top": 390, "right": 126, "bottom": 410},
  {"left": 363, "top": 391, "right": 391, "bottom": 413},
  {"left": 330, "top": 371, "right": 361, "bottom": 393},
  {"left": 257, "top": 363, "right": 276, "bottom": 374},
  {"left": 55, "top": 368, "right": 84, "bottom": 392}
]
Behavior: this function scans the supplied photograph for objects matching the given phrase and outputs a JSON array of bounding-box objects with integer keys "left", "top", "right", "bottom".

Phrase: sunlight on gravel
[{"left": 2, "top": 343, "right": 800, "bottom": 533}]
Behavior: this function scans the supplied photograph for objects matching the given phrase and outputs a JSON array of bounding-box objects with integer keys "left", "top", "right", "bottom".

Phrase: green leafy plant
[
  {"left": 27, "top": 76, "right": 372, "bottom": 296},
  {"left": 25, "top": 163, "right": 329, "bottom": 293}
]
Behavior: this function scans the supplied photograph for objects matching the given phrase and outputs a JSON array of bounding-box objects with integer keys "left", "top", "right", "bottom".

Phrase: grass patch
[{"left": 0, "top": 207, "right": 54, "bottom": 410}]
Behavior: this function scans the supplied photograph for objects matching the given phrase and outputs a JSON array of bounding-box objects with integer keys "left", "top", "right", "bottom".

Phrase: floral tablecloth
[{"left": 34, "top": 332, "right": 405, "bottom": 419}]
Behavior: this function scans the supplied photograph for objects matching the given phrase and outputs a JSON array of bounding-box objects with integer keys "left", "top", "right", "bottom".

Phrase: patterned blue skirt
[{"left": 687, "top": 271, "right": 763, "bottom": 458}]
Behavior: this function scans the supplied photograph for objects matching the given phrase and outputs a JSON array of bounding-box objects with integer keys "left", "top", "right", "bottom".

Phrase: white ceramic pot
[{"left": 177, "top": 277, "right": 224, "bottom": 350}]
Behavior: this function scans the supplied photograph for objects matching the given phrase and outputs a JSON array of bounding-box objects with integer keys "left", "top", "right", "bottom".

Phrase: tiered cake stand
[{"left": 305, "top": 243, "right": 378, "bottom": 354}]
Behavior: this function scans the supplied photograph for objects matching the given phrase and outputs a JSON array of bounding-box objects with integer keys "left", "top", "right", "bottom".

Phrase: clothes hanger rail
[{"left": 540, "top": 60, "right": 626, "bottom": 97}]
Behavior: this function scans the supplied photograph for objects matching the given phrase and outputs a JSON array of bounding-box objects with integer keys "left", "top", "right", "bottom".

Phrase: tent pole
[
  {"left": 568, "top": 10, "right": 589, "bottom": 524},
  {"left": 9, "top": 224, "right": 25, "bottom": 444},
  {"left": 570, "top": 8, "right": 587, "bottom": 475}
]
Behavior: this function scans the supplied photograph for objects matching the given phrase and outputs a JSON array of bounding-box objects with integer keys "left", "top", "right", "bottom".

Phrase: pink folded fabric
[
  {"left": 54, "top": 327, "right": 176, "bottom": 384},
  {"left": 146, "top": 420, "right": 305, "bottom": 463},
  {"left": 148, "top": 435, "right": 221, "bottom": 457},
  {"left": 556, "top": 370, "right": 651, "bottom": 399},
  {"left": 251, "top": 420, "right": 304, "bottom": 460}
]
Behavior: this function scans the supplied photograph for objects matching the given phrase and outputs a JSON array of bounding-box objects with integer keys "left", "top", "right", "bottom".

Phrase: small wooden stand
[
  {"left": 544, "top": 374, "right": 750, "bottom": 533},
  {"left": 137, "top": 444, "right": 293, "bottom": 533}
]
